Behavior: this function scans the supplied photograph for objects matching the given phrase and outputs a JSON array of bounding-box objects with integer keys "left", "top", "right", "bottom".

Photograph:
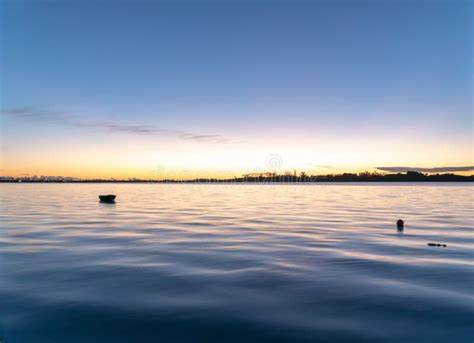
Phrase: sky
[{"left": 1, "top": 0, "right": 472, "bottom": 179}]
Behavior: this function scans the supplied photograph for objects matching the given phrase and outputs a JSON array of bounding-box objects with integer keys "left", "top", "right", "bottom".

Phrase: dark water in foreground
[{"left": 0, "top": 183, "right": 473, "bottom": 342}]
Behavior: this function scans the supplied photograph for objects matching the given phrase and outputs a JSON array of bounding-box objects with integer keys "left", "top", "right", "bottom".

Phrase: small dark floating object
[
  {"left": 428, "top": 243, "right": 447, "bottom": 247},
  {"left": 99, "top": 194, "right": 116, "bottom": 203},
  {"left": 396, "top": 219, "right": 404, "bottom": 229}
]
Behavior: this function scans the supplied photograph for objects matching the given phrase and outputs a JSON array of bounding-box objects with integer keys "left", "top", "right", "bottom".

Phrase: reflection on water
[{"left": 0, "top": 183, "right": 472, "bottom": 342}]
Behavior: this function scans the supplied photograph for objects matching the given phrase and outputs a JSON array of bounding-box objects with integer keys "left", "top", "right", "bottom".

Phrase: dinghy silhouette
[{"left": 99, "top": 194, "right": 116, "bottom": 203}]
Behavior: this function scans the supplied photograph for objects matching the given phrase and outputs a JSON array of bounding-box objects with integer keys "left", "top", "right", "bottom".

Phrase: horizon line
[{"left": 2, "top": 170, "right": 473, "bottom": 183}]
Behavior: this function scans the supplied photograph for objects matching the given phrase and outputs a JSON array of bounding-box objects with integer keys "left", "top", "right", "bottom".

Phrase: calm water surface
[{"left": 0, "top": 183, "right": 473, "bottom": 342}]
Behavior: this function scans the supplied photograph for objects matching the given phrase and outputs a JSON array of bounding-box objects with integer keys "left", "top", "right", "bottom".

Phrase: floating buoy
[
  {"left": 99, "top": 194, "right": 116, "bottom": 203},
  {"left": 396, "top": 219, "right": 404, "bottom": 229}
]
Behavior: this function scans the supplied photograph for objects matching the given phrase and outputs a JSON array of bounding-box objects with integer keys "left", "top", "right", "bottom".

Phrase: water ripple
[{"left": 0, "top": 183, "right": 473, "bottom": 342}]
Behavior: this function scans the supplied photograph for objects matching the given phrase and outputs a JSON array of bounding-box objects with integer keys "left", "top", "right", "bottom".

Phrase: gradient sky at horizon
[{"left": 1, "top": 0, "right": 472, "bottom": 178}]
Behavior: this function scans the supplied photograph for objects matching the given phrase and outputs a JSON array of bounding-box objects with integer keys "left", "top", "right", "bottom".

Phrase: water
[{"left": 0, "top": 183, "right": 472, "bottom": 342}]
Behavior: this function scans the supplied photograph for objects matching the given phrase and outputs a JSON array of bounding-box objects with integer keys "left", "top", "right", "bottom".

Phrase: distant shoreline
[
  {"left": 1, "top": 181, "right": 473, "bottom": 184},
  {"left": 2, "top": 172, "right": 473, "bottom": 183}
]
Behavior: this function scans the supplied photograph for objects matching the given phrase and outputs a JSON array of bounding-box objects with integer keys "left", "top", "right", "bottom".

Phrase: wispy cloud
[
  {"left": 69, "top": 121, "right": 159, "bottom": 135},
  {"left": 178, "top": 133, "right": 227, "bottom": 143},
  {"left": 3, "top": 107, "right": 66, "bottom": 120},
  {"left": 376, "top": 166, "right": 474, "bottom": 173},
  {"left": 2, "top": 107, "right": 229, "bottom": 143}
]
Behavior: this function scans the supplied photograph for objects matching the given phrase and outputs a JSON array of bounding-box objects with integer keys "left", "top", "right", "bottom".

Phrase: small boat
[{"left": 99, "top": 194, "right": 116, "bottom": 203}]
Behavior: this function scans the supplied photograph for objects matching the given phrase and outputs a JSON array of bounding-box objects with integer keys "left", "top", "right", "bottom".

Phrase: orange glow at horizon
[{"left": 1, "top": 136, "right": 472, "bottom": 179}]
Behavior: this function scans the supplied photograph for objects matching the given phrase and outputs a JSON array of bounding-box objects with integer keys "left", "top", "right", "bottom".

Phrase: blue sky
[{"left": 1, "top": 0, "right": 472, "bottom": 178}]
